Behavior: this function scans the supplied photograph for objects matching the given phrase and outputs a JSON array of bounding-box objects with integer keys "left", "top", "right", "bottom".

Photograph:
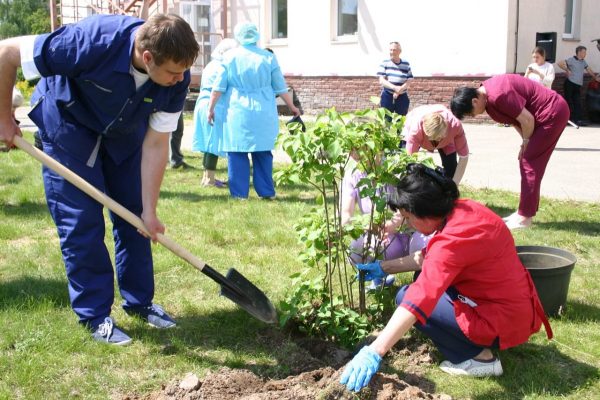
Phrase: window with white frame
[
  {"left": 563, "top": 0, "right": 581, "bottom": 40},
  {"left": 337, "top": 0, "right": 357, "bottom": 37},
  {"left": 180, "top": 1, "right": 212, "bottom": 71},
  {"left": 272, "top": 0, "right": 288, "bottom": 39}
]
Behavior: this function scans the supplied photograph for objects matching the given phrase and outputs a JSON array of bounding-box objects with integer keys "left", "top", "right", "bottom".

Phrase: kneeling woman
[{"left": 340, "top": 163, "right": 552, "bottom": 392}]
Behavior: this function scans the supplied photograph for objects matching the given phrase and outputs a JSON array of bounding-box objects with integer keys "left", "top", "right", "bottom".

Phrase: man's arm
[
  {"left": 0, "top": 37, "right": 24, "bottom": 146},
  {"left": 585, "top": 66, "right": 600, "bottom": 82},
  {"left": 396, "top": 79, "right": 410, "bottom": 95},
  {"left": 378, "top": 75, "right": 398, "bottom": 92},
  {"left": 140, "top": 127, "right": 170, "bottom": 241},
  {"left": 557, "top": 59, "right": 570, "bottom": 75}
]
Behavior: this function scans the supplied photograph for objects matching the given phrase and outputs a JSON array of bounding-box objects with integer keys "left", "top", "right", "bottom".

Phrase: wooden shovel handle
[{"left": 14, "top": 135, "right": 207, "bottom": 272}]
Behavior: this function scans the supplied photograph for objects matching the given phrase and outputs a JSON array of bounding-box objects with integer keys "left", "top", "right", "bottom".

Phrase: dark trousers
[
  {"left": 396, "top": 285, "right": 498, "bottom": 363},
  {"left": 41, "top": 136, "right": 154, "bottom": 329},
  {"left": 170, "top": 114, "right": 185, "bottom": 166},
  {"left": 203, "top": 152, "right": 219, "bottom": 171},
  {"left": 518, "top": 98, "right": 569, "bottom": 217},
  {"left": 438, "top": 149, "right": 457, "bottom": 179},
  {"left": 563, "top": 79, "right": 583, "bottom": 122},
  {"left": 380, "top": 90, "right": 410, "bottom": 116}
]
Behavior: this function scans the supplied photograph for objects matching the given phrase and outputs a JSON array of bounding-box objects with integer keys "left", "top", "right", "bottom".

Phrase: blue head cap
[{"left": 234, "top": 22, "right": 260, "bottom": 45}]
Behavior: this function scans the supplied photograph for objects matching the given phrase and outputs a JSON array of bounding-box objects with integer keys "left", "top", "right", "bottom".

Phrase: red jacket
[{"left": 400, "top": 199, "right": 551, "bottom": 349}]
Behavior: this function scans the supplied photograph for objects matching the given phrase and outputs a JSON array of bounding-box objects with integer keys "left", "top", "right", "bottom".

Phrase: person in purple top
[
  {"left": 450, "top": 74, "right": 569, "bottom": 230},
  {"left": 341, "top": 154, "right": 411, "bottom": 289}
]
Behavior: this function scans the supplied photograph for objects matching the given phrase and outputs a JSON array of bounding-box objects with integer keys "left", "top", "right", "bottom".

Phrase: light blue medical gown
[
  {"left": 212, "top": 45, "right": 289, "bottom": 152},
  {"left": 191, "top": 60, "right": 227, "bottom": 157}
]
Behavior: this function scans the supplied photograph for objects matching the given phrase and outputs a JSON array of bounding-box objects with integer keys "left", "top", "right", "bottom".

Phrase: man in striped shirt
[{"left": 377, "top": 42, "right": 413, "bottom": 116}]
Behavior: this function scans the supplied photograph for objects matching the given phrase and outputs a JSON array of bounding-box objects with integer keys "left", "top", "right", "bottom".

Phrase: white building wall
[
  {"left": 517, "top": 0, "right": 600, "bottom": 71},
  {"left": 257, "top": 0, "right": 512, "bottom": 77}
]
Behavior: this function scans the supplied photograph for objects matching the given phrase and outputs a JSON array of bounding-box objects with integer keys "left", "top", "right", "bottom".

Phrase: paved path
[
  {"left": 15, "top": 106, "right": 599, "bottom": 203},
  {"left": 181, "top": 118, "right": 599, "bottom": 203}
]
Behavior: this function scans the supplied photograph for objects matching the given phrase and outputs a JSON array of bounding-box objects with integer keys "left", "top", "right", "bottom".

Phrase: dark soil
[{"left": 122, "top": 329, "right": 451, "bottom": 400}]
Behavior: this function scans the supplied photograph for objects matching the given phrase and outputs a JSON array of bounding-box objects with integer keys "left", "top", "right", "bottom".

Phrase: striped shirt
[{"left": 377, "top": 58, "right": 413, "bottom": 93}]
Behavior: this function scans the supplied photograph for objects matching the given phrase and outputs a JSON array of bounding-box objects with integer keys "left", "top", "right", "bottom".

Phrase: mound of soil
[
  {"left": 123, "top": 329, "right": 451, "bottom": 400},
  {"left": 130, "top": 367, "right": 451, "bottom": 400}
]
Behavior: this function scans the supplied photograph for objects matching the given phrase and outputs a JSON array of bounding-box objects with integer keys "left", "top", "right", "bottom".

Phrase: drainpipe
[
  {"left": 513, "top": 0, "right": 520, "bottom": 73},
  {"left": 221, "top": 0, "right": 228, "bottom": 38},
  {"left": 49, "top": 0, "right": 58, "bottom": 30}
]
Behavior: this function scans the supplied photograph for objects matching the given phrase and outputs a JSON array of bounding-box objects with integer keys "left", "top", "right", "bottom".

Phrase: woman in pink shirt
[{"left": 403, "top": 105, "right": 469, "bottom": 184}]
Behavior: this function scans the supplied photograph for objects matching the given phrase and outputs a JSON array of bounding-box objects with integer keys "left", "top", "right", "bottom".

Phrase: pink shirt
[
  {"left": 403, "top": 104, "right": 469, "bottom": 157},
  {"left": 483, "top": 74, "right": 565, "bottom": 127}
]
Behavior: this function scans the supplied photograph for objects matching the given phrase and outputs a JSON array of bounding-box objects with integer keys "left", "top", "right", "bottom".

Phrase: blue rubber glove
[
  {"left": 356, "top": 261, "right": 385, "bottom": 281},
  {"left": 339, "top": 345, "right": 382, "bottom": 392}
]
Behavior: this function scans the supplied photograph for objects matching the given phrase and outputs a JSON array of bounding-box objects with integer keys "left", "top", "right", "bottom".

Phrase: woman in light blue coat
[
  {"left": 207, "top": 22, "right": 300, "bottom": 199},
  {"left": 192, "top": 38, "right": 237, "bottom": 187}
]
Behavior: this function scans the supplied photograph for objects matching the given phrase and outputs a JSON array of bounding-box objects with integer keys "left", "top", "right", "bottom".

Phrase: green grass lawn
[{"left": 1, "top": 132, "right": 599, "bottom": 399}]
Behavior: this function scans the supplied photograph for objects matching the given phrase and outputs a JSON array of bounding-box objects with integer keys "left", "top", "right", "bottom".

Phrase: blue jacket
[
  {"left": 213, "top": 45, "right": 288, "bottom": 152},
  {"left": 29, "top": 15, "right": 190, "bottom": 165}
]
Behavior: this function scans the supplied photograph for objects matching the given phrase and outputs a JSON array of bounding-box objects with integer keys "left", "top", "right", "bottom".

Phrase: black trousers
[
  {"left": 438, "top": 149, "right": 457, "bottom": 179},
  {"left": 169, "top": 114, "right": 185, "bottom": 166},
  {"left": 563, "top": 79, "right": 583, "bottom": 122}
]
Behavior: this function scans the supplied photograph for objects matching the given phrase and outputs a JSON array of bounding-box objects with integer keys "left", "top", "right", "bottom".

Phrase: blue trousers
[
  {"left": 227, "top": 151, "right": 275, "bottom": 198},
  {"left": 380, "top": 90, "right": 410, "bottom": 116},
  {"left": 41, "top": 136, "right": 154, "bottom": 329},
  {"left": 396, "top": 285, "right": 498, "bottom": 363}
]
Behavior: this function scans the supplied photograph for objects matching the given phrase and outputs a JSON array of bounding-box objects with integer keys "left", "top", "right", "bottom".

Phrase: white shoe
[
  {"left": 502, "top": 211, "right": 520, "bottom": 222},
  {"left": 439, "top": 358, "right": 503, "bottom": 377},
  {"left": 505, "top": 217, "right": 532, "bottom": 230}
]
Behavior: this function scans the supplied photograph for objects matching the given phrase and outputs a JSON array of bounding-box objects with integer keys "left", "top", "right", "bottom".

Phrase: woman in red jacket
[{"left": 340, "top": 163, "right": 551, "bottom": 392}]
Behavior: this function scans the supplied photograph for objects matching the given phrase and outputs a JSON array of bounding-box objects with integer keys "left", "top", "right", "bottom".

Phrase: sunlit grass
[{"left": 0, "top": 131, "right": 598, "bottom": 399}]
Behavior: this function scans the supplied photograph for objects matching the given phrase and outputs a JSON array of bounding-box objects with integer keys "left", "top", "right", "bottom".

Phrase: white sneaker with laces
[{"left": 439, "top": 358, "right": 503, "bottom": 377}]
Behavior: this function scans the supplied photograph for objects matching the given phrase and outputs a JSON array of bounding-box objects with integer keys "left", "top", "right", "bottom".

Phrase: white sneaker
[
  {"left": 439, "top": 358, "right": 503, "bottom": 377},
  {"left": 505, "top": 217, "right": 532, "bottom": 230}
]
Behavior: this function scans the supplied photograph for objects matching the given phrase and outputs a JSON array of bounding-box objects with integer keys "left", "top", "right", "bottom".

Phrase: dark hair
[
  {"left": 135, "top": 14, "right": 200, "bottom": 67},
  {"left": 450, "top": 86, "right": 478, "bottom": 120},
  {"left": 575, "top": 46, "right": 587, "bottom": 55},
  {"left": 388, "top": 164, "right": 459, "bottom": 219},
  {"left": 533, "top": 46, "right": 546, "bottom": 58},
  {"left": 265, "top": 47, "right": 274, "bottom": 54}
]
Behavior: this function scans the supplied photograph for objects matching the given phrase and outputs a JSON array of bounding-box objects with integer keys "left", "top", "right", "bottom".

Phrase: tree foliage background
[{"left": 0, "top": 0, "right": 50, "bottom": 39}]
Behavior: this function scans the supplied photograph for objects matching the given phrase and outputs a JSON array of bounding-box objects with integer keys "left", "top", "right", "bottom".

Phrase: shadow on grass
[
  {"left": 160, "top": 186, "right": 317, "bottom": 205},
  {"left": 0, "top": 176, "right": 25, "bottom": 185},
  {"left": 536, "top": 220, "right": 600, "bottom": 235},
  {"left": 558, "top": 300, "right": 600, "bottom": 322},
  {"left": 0, "top": 201, "right": 49, "bottom": 218},
  {"left": 159, "top": 190, "right": 230, "bottom": 202},
  {"left": 0, "top": 275, "right": 69, "bottom": 310},
  {"left": 480, "top": 205, "right": 515, "bottom": 218},
  {"left": 472, "top": 343, "right": 599, "bottom": 400},
  {"left": 126, "top": 307, "right": 347, "bottom": 379}
]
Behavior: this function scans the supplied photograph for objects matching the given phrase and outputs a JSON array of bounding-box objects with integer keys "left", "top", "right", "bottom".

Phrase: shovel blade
[{"left": 220, "top": 268, "right": 278, "bottom": 324}]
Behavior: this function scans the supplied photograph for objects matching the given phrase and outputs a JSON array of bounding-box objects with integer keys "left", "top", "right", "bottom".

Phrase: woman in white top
[{"left": 524, "top": 46, "right": 555, "bottom": 89}]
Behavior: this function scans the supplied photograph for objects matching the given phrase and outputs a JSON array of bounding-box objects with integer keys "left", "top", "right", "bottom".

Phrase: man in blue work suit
[{"left": 0, "top": 14, "right": 199, "bottom": 345}]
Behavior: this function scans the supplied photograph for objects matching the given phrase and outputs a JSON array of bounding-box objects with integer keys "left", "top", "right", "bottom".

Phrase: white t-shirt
[{"left": 526, "top": 62, "right": 555, "bottom": 89}]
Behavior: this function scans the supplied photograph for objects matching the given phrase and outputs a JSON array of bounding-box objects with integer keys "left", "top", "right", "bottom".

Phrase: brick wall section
[{"left": 283, "top": 73, "right": 596, "bottom": 123}]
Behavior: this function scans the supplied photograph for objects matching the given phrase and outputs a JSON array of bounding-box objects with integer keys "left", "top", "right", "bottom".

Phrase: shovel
[{"left": 13, "top": 135, "right": 277, "bottom": 324}]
